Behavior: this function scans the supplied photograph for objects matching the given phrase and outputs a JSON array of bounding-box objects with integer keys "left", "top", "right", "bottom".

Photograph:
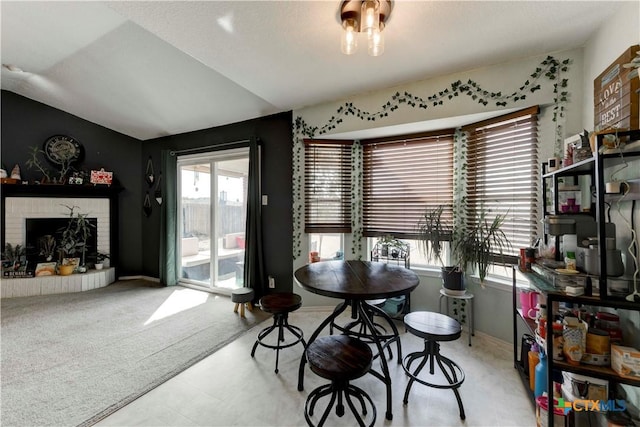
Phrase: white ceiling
[{"left": 0, "top": 1, "right": 624, "bottom": 141}]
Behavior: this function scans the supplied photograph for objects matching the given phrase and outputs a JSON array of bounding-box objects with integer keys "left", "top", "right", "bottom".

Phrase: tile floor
[{"left": 97, "top": 308, "right": 536, "bottom": 426}]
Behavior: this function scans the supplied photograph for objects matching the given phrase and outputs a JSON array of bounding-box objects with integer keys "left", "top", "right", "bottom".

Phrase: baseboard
[{"left": 118, "top": 275, "right": 161, "bottom": 283}]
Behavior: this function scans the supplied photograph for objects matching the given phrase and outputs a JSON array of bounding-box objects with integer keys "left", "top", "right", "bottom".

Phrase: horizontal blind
[
  {"left": 304, "top": 139, "right": 352, "bottom": 233},
  {"left": 362, "top": 131, "right": 455, "bottom": 238},
  {"left": 464, "top": 106, "right": 539, "bottom": 257}
]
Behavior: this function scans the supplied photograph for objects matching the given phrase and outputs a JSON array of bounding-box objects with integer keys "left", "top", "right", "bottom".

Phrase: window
[
  {"left": 463, "top": 106, "right": 539, "bottom": 261},
  {"left": 361, "top": 130, "right": 455, "bottom": 239},
  {"left": 309, "top": 233, "right": 344, "bottom": 261},
  {"left": 304, "top": 139, "right": 352, "bottom": 233}
]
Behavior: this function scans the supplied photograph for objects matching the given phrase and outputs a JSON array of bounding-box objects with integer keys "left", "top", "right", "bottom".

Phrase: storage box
[
  {"left": 611, "top": 344, "right": 640, "bottom": 379},
  {"left": 561, "top": 372, "right": 608, "bottom": 402}
]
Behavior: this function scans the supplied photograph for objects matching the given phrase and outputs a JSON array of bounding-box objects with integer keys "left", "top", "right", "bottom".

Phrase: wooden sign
[{"left": 594, "top": 45, "right": 639, "bottom": 131}]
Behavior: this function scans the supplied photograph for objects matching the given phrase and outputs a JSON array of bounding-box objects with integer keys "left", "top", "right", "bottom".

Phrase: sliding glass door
[{"left": 177, "top": 148, "right": 249, "bottom": 294}]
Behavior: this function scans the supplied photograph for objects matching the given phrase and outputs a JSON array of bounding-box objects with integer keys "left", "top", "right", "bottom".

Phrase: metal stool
[
  {"left": 402, "top": 311, "right": 466, "bottom": 420},
  {"left": 231, "top": 287, "right": 254, "bottom": 318},
  {"left": 304, "top": 335, "right": 376, "bottom": 427},
  {"left": 251, "top": 293, "right": 306, "bottom": 374}
]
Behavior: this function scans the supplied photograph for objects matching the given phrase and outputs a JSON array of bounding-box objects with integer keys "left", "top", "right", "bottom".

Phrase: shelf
[
  {"left": 514, "top": 362, "right": 536, "bottom": 409},
  {"left": 517, "top": 308, "right": 538, "bottom": 335},
  {"left": 542, "top": 156, "right": 594, "bottom": 178},
  {"left": 1, "top": 183, "right": 123, "bottom": 198},
  {"left": 550, "top": 359, "right": 640, "bottom": 388}
]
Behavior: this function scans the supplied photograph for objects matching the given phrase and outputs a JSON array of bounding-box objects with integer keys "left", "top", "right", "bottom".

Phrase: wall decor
[
  {"left": 154, "top": 172, "right": 163, "bottom": 205},
  {"left": 145, "top": 156, "right": 155, "bottom": 187},
  {"left": 143, "top": 192, "right": 152, "bottom": 217},
  {"left": 291, "top": 55, "right": 572, "bottom": 259},
  {"left": 43, "top": 134, "right": 84, "bottom": 166},
  {"left": 594, "top": 44, "right": 639, "bottom": 132},
  {"left": 90, "top": 168, "right": 113, "bottom": 186}
]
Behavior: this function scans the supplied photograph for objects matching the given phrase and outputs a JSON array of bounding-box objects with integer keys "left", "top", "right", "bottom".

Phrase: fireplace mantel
[{"left": 1, "top": 183, "right": 123, "bottom": 278}]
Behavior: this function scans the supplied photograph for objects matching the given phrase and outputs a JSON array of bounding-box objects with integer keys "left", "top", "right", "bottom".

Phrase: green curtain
[
  {"left": 244, "top": 138, "right": 266, "bottom": 298},
  {"left": 159, "top": 149, "right": 178, "bottom": 286}
]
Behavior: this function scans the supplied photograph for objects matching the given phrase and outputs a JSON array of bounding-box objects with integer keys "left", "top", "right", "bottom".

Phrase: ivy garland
[
  {"left": 350, "top": 142, "right": 363, "bottom": 259},
  {"left": 292, "top": 56, "right": 572, "bottom": 259}
]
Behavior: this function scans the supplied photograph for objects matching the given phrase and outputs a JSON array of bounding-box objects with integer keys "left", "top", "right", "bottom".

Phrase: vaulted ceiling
[{"left": 1, "top": 1, "right": 623, "bottom": 140}]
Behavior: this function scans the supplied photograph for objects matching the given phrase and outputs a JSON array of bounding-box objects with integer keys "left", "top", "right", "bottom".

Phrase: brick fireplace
[{"left": 1, "top": 184, "right": 122, "bottom": 298}]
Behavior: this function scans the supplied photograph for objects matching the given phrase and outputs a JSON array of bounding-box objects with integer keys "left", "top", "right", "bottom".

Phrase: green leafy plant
[
  {"left": 25, "top": 146, "right": 73, "bottom": 183},
  {"left": 417, "top": 204, "right": 511, "bottom": 284},
  {"left": 96, "top": 252, "right": 110, "bottom": 263},
  {"left": 58, "top": 205, "right": 95, "bottom": 265},
  {"left": 417, "top": 204, "right": 452, "bottom": 266},
  {"left": 455, "top": 208, "right": 512, "bottom": 283}
]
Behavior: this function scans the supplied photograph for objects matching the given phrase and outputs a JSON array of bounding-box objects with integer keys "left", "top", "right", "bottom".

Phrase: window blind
[
  {"left": 304, "top": 139, "right": 353, "bottom": 233},
  {"left": 362, "top": 130, "right": 455, "bottom": 238},
  {"left": 463, "top": 106, "right": 539, "bottom": 257}
]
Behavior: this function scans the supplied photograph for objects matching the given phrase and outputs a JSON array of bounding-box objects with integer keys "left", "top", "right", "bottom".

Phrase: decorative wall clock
[{"left": 43, "top": 135, "right": 84, "bottom": 165}]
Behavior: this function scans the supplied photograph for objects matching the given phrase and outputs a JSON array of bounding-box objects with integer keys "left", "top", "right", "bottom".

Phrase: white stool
[{"left": 438, "top": 289, "right": 474, "bottom": 346}]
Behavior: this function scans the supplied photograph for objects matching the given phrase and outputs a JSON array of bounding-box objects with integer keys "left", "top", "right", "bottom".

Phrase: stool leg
[
  {"left": 234, "top": 303, "right": 240, "bottom": 314},
  {"left": 436, "top": 355, "right": 466, "bottom": 420},
  {"left": 403, "top": 350, "right": 430, "bottom": 404},
  {"left": 240, "top": 303, "right": 246, "bottom": 318},
  {"left": 246, "top": 302, "right": 254, "bottom": 312}
]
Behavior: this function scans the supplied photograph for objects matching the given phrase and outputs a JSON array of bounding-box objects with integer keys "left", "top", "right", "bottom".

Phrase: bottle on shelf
[
  {"left": 534, "top": 350, "right": 548, "bottom": 398},
  {"left": 528, "top": 344, "right": 540, "bottom": 392}
]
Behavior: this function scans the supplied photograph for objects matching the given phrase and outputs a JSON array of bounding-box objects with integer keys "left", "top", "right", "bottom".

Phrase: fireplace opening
[{"left": 25, "top": 218, "right": 98, "bottom": 266}]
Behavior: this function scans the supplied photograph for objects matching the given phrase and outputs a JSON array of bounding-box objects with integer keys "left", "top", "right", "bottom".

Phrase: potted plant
[
  {"left": 2, "top": 243, "right": 26, "bottom": 272},
  {"left": 57, "top": 205, "right": 95, "bottom": 273},
  {"left": 417, "top": 204, "right": 463, "bottom": 292},
  {"left": 418, "top": 204, "right": 512, "bottom": 292},
  {"left": 95, "top": 252, "right": 110, "bottom": 270}
]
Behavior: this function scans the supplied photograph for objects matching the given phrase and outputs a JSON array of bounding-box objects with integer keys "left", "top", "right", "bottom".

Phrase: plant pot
[
  {"left": 441, "top": 266, "right": 464, "bottom": 292},
  {"left": 95, "top": 263, "right": 104, "bottom": 270},
  {"left": 58, "top": 264, "right": 75, "bottom": 276}
]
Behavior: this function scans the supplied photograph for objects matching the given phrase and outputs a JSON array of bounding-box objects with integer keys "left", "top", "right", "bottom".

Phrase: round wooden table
[{"left": 295, "top": 260, "right": 420, "bottom": 420}]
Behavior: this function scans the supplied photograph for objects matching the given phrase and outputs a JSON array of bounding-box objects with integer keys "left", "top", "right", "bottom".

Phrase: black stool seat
[
  {"left": 261, "top": 293, "right": 302, "bottom": 314},
  {"left": 251, "top": 293, "right": 305, "bottom": 374},
  {"left": 304, "top": 335, "right": 376, "bottom": 427},
  {"left": 402, "top": 311, "right": 466, "bottom": 420},
  {"left": 404, "top": 311, "right": 461, "bottom": 341}
]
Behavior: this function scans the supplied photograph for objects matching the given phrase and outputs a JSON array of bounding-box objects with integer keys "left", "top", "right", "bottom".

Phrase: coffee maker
[{"left": 543, "top": 215, "right": 622, "bottom": 276}]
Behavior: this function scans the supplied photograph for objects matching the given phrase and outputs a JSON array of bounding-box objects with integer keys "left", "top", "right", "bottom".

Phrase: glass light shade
[
  {"left": 341, "top": 18, "right": 358, "bottom": 55},
  {"left": 368, "top": 28, "right": 384, "bottom": 56},
  {"left": 361, "top": 0, "right": 380, "bottom": 36}
]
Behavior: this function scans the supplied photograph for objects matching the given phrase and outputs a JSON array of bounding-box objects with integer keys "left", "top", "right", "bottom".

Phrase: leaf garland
[{"left": 292, "top": 56, "right": 572, "bottom": 259}]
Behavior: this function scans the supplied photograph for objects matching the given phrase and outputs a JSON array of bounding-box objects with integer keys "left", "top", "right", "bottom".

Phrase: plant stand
[{"left": 438, "top": 289, "right": 474, "bottom": 346}]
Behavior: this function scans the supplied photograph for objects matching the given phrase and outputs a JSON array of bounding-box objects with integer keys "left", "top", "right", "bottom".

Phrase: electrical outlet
[{"left": 268, "top": 276, "right": 275, "bottom": 288}]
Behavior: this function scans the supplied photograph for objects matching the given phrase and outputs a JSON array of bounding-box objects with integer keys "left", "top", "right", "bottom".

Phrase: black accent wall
[
  {"left": 141, "top": 111, "right": 294, "bottom": 291},
  {"left": 1, "top": 90, "right": 142, "bottom": 275},
  {"left": 1, "top": 90, "right": 294, "bottom": 291}
]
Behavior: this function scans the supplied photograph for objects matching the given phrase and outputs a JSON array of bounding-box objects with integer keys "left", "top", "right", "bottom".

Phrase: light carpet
[{"left": 1, "top": 280, "right": 269, "bottom": 427}]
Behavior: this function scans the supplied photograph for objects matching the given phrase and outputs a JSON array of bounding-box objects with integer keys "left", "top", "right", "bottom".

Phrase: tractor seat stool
[
  {"left": 402, "top": 311, "right": 466, "bottom": 420},
  {"left": 304, "top": 335, "right": 376, "bottom": 427},
  {"left": 251, "top": 293, "right": 306, "bottom": 374},
  {"left": 231, "top": 287, "right": 254, "bottom": 318}
]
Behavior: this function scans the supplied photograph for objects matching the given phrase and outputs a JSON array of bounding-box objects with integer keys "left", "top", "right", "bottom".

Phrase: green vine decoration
[
  {"left": 292, "top": 55, "right": 572, "bottom": 259},
  {"left": 351, "top": 142, "right": 363, "bottom": 259}
]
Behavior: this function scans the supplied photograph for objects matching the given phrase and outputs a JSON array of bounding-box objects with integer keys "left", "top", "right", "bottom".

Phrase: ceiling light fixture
[{"left": 340, "top": 0, "right": 392, "bottom": 57}]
